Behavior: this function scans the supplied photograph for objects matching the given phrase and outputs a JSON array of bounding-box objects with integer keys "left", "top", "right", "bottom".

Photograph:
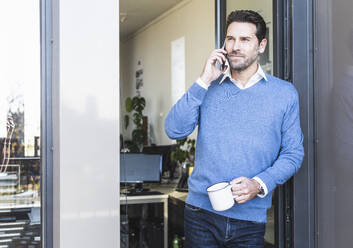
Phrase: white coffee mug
[{"left": 207, "top": 182, "right": 236, "bottom": 211}]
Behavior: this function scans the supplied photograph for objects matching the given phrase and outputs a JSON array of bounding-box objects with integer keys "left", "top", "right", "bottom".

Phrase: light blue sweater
[{"left": 164, "top": 75, "right": 304, "bottom": 223}]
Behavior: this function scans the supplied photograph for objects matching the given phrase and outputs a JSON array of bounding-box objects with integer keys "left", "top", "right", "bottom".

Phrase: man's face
[{"left": 225, "top": 22, "right": 267, "bottom": 72}]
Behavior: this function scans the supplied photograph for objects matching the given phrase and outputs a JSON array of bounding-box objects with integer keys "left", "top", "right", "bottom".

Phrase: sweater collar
[{"left": 219, "top": 63, "right": 268, "bottom": 86}]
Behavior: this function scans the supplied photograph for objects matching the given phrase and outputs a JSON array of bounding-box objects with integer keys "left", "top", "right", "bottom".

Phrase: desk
[
  {"left": 120, "top": 184, "right": 187, "bottom": 248},
  {"left": 120, "top": 193, "right": 169, "bottom": 248}
]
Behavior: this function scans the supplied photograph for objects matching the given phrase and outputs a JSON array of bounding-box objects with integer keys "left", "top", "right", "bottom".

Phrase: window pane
[
  {"left": 0, "top": 1, "right": 41, "bottom": 246},
  {"left": 315, "top": 0, "right": 353, "bottom": 247}
]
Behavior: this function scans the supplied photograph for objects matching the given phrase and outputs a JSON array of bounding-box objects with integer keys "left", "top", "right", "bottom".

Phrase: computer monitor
[
  {"left": 120, "top": 153, "right": 162, "bottom": 183},
  {"left": 142, "top": 145, "right": 178, "bottom": 176}
]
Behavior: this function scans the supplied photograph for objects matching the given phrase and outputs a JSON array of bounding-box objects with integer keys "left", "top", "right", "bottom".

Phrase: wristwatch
[{"left": 258, "top": 184, "right": 265, "bottom": 196}]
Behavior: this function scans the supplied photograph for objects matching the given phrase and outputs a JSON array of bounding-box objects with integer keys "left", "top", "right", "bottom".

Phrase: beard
[{"left": 227, "top": 50, "right": 259, "bottom": 72}]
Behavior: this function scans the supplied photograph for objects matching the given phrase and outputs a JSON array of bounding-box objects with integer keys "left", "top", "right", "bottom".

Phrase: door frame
[
  {"left": 40, "top": 0, "right": 54, "bottom": 247},
  {"left": 290, "top": 0, "right": 315, "bottom": 247},
  {"left": 215, "top": 1, "right": 315, "bottom": 247}
]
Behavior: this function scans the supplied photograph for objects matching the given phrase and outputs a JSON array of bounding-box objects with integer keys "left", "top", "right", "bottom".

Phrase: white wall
[
  {"left": 53, "top": 0, "right": 119, "bottom": 247},
  {"left": 120, "top": 0, "right": 215, "bottom": 145}
]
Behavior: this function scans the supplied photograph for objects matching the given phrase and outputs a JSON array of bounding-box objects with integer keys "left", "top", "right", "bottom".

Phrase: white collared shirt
[{"left": 197, "top": 64, "right": 268, "bottom": 90}]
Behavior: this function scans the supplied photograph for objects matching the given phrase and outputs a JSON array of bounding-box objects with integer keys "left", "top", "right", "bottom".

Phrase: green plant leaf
[
  {"left": 171, "top": 151, "right": 176, "bottom": 162},
  {"left": 125, "top": 97, "right": 133, "bottom": 113},
  {"left": 132, "top": 96, "right": 139, "bottom": 109},
  {"left": 133, "top": 114, "right": 142, "bottom": 126},
  {"left": 124, "top": 115, "right": 129, "bottom": 130},
  {"left": 127, "top": 95, "right": 147, "bottom": 152},
  {"left": 177, "top": 138, "right": 187, "bottom": 146},
  {"left": 171, "top": 137, "right": 197, "bottom": 165},
  {"left": 138, "top": 97, "right": 146, "bottom": 111},
  {"left": 132, "top": 96, "right": 146, "bottom": 113},
  {"left": 132, "top": 129, "right": 144, "bottom": 145},
  {"left": 133, "top": 112, "right": 142, "bottom": 119}
]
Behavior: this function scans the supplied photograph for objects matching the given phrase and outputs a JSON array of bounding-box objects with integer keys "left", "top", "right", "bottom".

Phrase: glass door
[
  {"left": 315, "top": 0, "right": 353, "bottom": 246},
  {"left": 0, "top": 1, "right": 42, "bottom": 246}
]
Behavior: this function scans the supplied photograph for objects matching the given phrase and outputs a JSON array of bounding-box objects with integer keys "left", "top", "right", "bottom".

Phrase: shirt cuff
[
  {"left": 253, "top": 176, "right": 268, "bottom": 198},
  {"left": 196, "top": 77, "right": 209, "bottom": 89}
]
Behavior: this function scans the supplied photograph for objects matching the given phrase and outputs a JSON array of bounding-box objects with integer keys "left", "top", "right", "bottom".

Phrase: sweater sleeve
[
  {"left": 255, "top": 89, "right": 304, "bottom": 193},
  {"left": 164, "top": 82, "right": 207, "bottom": 140}
]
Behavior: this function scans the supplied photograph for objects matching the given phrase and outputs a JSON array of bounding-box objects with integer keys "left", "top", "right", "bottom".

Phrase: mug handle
[{"left": 228, "top": 184, "right": 238, "bottom": 199}]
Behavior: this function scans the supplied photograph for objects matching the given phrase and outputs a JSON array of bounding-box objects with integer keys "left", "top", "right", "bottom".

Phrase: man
[{"left": 165, "top": 10, "right": 304, "bottom": 248}]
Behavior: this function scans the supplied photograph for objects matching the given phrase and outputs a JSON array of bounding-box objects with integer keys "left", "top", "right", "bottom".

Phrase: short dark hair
[{"left": 226, "top": 10, "right": 266, "bottom": 43}]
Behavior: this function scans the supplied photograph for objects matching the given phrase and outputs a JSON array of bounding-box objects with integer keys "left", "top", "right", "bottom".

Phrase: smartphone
[{"left": 216, "top": 41, "right": 226, "bottom": 71}]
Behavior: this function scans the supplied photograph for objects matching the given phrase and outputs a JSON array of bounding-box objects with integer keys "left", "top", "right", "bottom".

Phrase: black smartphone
[{"left": 216, "top": 41, "right": 226, "bottom": 70}]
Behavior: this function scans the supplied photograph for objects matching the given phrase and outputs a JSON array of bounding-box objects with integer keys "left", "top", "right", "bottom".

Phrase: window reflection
[
  {"left": 316, "top": 1, "right": 353, "bottom": 246},
  {"left": 0, "top": 1, "right": 41, "bottom": 246}
]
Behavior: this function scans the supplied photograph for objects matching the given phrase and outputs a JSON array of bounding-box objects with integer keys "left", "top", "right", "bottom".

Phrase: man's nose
[{"left": 231, "top": 39, "right": 241, "bottom": 51}]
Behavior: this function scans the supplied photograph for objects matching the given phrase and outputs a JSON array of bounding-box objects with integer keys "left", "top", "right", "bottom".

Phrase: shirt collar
[{"left": 219, "top": 63, "right": 268, "bottom": 85}]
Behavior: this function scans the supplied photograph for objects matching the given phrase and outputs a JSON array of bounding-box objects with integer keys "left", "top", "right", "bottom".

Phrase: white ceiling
[{"left": 119, "top": 0, "right": 183, "bottom": 40}]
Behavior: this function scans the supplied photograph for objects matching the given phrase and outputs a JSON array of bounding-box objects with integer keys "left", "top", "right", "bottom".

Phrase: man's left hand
[{"left": 230, "top": 177, "right": 260, "bottom": 204}]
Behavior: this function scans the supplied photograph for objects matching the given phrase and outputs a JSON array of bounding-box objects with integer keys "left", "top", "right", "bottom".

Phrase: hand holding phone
[{"left": 200, "top": 41, "right": 227, "bottom": 86}]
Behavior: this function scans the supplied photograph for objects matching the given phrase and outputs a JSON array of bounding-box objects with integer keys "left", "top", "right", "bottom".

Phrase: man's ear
[{"left": 258, "top": 38, "right": 267, "bottom": 54}]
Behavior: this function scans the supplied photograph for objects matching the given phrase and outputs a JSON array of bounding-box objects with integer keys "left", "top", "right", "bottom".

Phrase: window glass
[
  {"left": 315, "top": 0, "right": 353, "bottom": 247},
  {"left": 0, "top": 1, "right": 41, "bottom": 246}
]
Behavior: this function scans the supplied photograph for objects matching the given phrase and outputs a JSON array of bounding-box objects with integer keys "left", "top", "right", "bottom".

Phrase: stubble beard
[{"left": 227, "top": 51, "right": 259, "bottom": 72}]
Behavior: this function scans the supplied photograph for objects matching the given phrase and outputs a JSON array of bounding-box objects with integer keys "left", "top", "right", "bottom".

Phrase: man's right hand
[{"left": 200, "top": 48, "right": 228, "bottom": 86}]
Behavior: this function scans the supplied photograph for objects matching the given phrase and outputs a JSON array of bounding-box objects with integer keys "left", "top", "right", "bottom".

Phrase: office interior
[
  {"left": 119, "top": 0, "right": 275, "bottom": 247},
  {"left": 1, "top": 0, "right": 353, "bottom": 247}
]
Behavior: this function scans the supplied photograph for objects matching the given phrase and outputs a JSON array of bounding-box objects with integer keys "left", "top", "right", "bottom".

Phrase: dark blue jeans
[{"left": 184, "top": 203, "right": 265, "bottom": 248}]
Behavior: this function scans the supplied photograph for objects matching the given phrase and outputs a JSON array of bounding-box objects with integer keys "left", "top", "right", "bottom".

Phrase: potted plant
[
  {"left": 124, "top": 96, "right": 146, "bottom": 152},
  {"left": 170, "top": 138, "right": 195, "bottom": 166},
  {"left": 170, "top": 138, "right": 195, "bottom": 191}
]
